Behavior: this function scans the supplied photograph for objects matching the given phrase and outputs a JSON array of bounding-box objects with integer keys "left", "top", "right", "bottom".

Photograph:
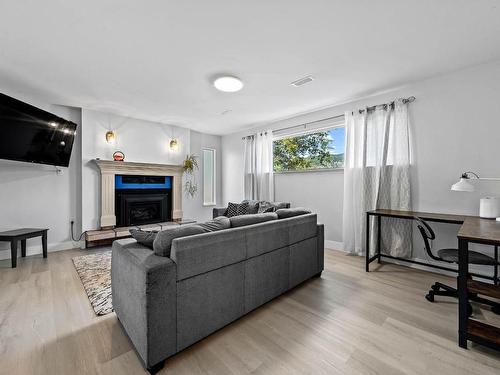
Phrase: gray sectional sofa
[{"left": 111, "top": 212, "right": 324, "bottom": 373}]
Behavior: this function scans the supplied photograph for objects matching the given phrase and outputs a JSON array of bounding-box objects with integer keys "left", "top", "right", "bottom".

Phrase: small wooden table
[{"left": 0, "top": 228, "right": 48, "bottom": 268}]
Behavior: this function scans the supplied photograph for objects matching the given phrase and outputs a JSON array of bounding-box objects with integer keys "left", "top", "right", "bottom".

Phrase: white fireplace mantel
[{"left": 93, "top": 159, "right": 184, "bottom": 228}]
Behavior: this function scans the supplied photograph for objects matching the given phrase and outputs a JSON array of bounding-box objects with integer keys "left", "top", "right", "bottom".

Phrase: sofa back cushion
[
  {"left": 197, "top": 216, "right": 231, "bottom": 232},
  {"left": 229, "top": 212, "right": 278, "bottom": 228},
  {"left": 276, "top": 207, "right": 312, "bottom": 219},
  {"left": 170, "top": 227, "right": 247, "bottom": 280},
  {"left": 153, "top": 225, "right": 207, "bottom": 257},
  {"left": 286, "top": 213, "right": 318, "bottom": 244}
]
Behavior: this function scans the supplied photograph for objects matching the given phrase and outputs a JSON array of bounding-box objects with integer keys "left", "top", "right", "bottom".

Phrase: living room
[{"left": 1, "top": 1, "right": 500, "bottom": 375}]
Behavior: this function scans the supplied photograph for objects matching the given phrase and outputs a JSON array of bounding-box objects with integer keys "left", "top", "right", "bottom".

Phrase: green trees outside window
[{"left": 273, "top": 127, "right": 345, "bottom": 172}]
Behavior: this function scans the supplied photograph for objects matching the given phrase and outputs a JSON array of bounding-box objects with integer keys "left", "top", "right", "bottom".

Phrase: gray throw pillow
[
  {"left": 129, "top": 229, "right": 158, "bottom": 249},
  {"left": 257, "top": 201, "right": 274, "bottom": 213},
  {"left": 197, "top": 216, "right": 231, "bottom": 232},
  {"left": 242, "top": 200, "right": 259, "bottom": 214},
  {"left": 274, "top": 202, "right": 290, "bottom": 210},
  {"left": 230, "top": 212, "right": 278, "bottom": 228},
  {"left": 275, "top": 207, "right": 312, "bottom": 219},
  {"left": 153, "top": 225, "right": 207, "bottom": 257}
]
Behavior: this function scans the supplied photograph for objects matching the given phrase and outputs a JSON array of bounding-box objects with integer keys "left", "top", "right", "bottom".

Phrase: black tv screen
[{"left": 0, "top": 93, "right": 77, "bottom": 167}]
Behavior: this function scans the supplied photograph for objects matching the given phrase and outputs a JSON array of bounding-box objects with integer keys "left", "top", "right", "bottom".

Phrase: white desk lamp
[{"left": 451, "top": 172, "right": 500, "bottom": 220}]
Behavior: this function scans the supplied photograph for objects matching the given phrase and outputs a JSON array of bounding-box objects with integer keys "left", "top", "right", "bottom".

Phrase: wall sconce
[
  {"left": 105, "top": 130, "right": 116, "bottom": 144},
  {"left": 170, "top": 138, "right": 179, "bottom": 151}
]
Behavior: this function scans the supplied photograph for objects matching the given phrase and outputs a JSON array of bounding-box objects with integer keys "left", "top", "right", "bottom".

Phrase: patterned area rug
[{"left": 72, "top": 250, "right": 113, "bottom": 316}]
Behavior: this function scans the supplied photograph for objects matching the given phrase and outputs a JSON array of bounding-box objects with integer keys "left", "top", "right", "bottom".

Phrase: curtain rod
[
  {"left": 242, "top": 114, "right": 344, "bottom": 140},
  {"left": 354, "top": 95, "right": 415, "bottom": 114},
  {"left": 242, "top": 96, "right": 415, "bottom": 139}
]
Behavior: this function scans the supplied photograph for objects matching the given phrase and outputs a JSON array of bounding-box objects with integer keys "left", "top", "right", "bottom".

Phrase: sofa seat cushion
[
  {"left": 230, "top": 212, "right": 278, "bottom": 228},
  {"left": 276, "top": 207, "right": 312, "bottom": 219},
  {"left": 153, "top": 225, "right": 207, "bottom": 257}
]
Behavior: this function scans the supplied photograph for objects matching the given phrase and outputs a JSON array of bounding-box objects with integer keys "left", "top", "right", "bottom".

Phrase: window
[
  {"left": 202, "top": 148, "right": 216, "bottom": 205},
  {"left": 273, "top": 126, "right": 345, "bottom": 172}
]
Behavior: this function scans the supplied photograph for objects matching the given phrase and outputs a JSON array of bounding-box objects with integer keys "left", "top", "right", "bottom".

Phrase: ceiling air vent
[{"left": 290, "top": 75, "right": 314, "bottom": 87}]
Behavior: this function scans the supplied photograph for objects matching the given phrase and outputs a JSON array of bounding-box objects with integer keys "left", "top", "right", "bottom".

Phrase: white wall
[
  {"left": 222, "top": 60, "right": 500, "bottom": 265},
  {"left": 274, "top": 171, "right": 344, "bottom": 244},
  {"left": 0, "top": 95, "right": 82, "bottom": 259},
  {"left": 183, "top": 131, "right": 223, "bottom": 222}
]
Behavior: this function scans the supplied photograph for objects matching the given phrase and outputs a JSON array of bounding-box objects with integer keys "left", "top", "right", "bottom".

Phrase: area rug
[{"left": 72, "top": 250, "right": 113, "bottom": 316}]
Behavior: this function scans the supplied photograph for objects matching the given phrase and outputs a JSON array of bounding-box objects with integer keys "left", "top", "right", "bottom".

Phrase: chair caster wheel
[
  {"left": 491, "top": 305, "right": 500, "bottom": 315},
  {"left": 431, "top": 284, "right": 440, "bottom": 292},
  {"left": 468, "top": 303, "right": 473, "bottom": 317},
  {"left": 425, "top": 293, "right": 434, "bottom": 302}
]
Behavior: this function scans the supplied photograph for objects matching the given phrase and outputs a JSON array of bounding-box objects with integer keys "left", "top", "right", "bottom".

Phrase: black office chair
[{"left": 415, "top": 217, "right": 500, "bottom": 316}]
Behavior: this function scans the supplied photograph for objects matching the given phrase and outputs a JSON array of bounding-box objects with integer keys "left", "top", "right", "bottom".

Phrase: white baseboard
[
  {"left": 0, "top": 240, "right": 79, "bottom": 261},
  {"left": 325, "top": 240, "right": 345, "bottom": 252}
]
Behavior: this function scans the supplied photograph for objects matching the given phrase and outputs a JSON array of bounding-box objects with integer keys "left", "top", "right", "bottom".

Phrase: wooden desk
[
  {"left": 366, "top": 209, "right": 500, "bottom": 351},
  {"left": 458, "top": 218, "right": 500, "bottom": 350},
  {"left": 364, "top": 210, "right": 491, "bottom": 278},
  {"left": 0, "top": 228, "right": 48, "bottom": 268}
]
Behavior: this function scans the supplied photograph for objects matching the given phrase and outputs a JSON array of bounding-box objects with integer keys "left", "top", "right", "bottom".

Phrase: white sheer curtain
[
  {"left": 342, "top": 99, "right": 412, "bottom": 257},
  {"left": 243, "top": 130, "right": 274, "bottom": 201}
]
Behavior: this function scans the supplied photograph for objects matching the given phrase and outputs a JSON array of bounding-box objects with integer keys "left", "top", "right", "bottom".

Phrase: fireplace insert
[{"left": 115, "top": 175, "right": 172, "bottom": 227}]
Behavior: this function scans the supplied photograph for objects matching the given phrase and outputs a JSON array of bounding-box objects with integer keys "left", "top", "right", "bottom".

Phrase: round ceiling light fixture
[{"left": 213, "top": 76, "right": 243, "bottom": 92}]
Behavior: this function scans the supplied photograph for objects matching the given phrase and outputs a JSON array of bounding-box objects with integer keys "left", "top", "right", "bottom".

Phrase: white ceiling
[{"left": 1, "top": 1, "right": 500, "bottom": 135}]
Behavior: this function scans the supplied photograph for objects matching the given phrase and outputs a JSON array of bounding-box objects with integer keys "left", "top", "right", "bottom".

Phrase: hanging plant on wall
[
  {"left": 182, "top": 154, "right": 199, "bottom": 198},
  {"left": 183, "top": 154, "right": 199, "bottom": 174}
]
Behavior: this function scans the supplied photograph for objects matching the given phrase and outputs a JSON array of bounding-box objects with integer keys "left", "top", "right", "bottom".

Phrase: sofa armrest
[
  {"left": 212, "top": 207, "right": 227, "bottom": 218},
  {"left": 317, "top": 224, "right": 324, "bottom": 273},
  {"left": 111, "top": 239, "right": 177, "bottom": 369}
]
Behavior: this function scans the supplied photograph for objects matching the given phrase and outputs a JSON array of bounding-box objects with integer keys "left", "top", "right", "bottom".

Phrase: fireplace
[
  {"left": 115, "top": 175, "right": 172, "bottom": 227},
  {"left": 94, "top": 160, "right": 183, "bottom": 228}
]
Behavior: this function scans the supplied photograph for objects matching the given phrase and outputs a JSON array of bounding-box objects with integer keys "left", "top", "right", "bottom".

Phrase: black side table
[{"left": 0, "top": 228, "right": 48, "bottom": 268}]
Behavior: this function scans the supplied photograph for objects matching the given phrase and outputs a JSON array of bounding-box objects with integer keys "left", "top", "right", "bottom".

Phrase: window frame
[
  {"left": 202, "top": 148, "right": 217, "bottom": 206},
  {"left": 272, "top": 124, "right": 345, "bottom": 174}
]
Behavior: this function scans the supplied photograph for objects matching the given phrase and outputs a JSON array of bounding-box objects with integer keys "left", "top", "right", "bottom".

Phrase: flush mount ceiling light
[{"left": 213, "top": 76, "right": 243, "bottom": 92}]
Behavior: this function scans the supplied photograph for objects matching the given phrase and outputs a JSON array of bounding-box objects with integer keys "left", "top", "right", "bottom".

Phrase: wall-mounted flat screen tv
[{"left": 0, "top": 93, "right": 77, "bottom": 167}]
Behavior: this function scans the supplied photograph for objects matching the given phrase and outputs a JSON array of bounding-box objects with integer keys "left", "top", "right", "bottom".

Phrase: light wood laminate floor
[{"left": 1, "top": 248, "right": 500, "bottom": 375}]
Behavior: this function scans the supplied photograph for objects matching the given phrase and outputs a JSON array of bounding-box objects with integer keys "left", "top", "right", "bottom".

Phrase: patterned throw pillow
[
  {"left": 237, "top": 202, "right": 249, "bottom": 215},
  {"left": 226, "top": 202, "right": 250, "bottom": 217},
  {"left": 226, "top": 202, "right": 239, "bottom": 217}
]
